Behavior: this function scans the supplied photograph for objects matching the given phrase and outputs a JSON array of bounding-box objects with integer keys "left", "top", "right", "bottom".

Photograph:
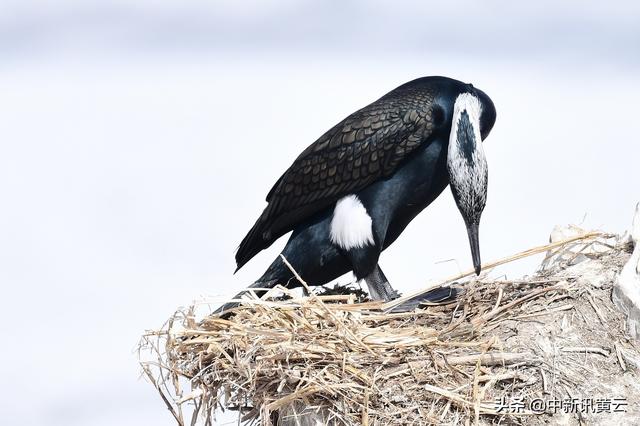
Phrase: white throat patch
[
  {"left": 447, "top": 93, "right": 488, "bottom": 214},
  {"left": 330, "top": 195, "right": 375, "bottom": 250},
  {"left": 451, "top": 93, "right": 483, "bottom": 133}
]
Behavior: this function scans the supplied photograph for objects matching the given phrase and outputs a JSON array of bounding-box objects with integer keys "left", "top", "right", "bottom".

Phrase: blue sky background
[{"left": 1, "top": 1, "right": 639, "bottom": 425}]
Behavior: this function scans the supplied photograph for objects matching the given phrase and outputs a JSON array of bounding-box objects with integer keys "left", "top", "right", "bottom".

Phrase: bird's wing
[{"left": 236, "top": 89, "right": 438, "bottom": 270}]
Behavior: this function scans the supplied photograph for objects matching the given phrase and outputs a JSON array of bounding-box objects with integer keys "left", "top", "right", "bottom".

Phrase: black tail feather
[{"left": 235, "top": 219, "right": 271, "bottom": 272}]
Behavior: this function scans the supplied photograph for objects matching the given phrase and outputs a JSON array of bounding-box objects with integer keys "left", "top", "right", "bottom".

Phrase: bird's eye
[{"left": 432, "top": 105, "right": 445, "bottom": 127}]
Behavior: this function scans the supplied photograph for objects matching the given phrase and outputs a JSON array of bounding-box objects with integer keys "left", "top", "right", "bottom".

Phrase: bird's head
[{"left": 447, "top": 89, "right": 496, "bottom": 276}]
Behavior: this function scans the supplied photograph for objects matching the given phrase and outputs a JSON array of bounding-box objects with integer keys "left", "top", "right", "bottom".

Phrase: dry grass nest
[{"left": 139, "top": 230, "right": 640, "bottom": 425}]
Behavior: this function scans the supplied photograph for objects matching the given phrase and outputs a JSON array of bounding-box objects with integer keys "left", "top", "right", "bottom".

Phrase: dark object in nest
[{"left": 313, "top": 283, "right": 370, "bottom": 303}]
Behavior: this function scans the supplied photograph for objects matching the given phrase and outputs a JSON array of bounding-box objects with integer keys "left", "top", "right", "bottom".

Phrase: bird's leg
[{"left": 363, "top": 264, "right": 401, "bottom": 302}]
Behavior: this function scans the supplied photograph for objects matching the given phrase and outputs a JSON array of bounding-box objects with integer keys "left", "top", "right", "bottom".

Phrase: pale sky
[{"left": 1, "top": 1, "right": 639, "bottom": 425}]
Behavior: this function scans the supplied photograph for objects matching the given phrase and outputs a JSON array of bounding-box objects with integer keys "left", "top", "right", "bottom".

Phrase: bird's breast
[{"left": 357, "top": 138, "right": 450, "bottom": 249}]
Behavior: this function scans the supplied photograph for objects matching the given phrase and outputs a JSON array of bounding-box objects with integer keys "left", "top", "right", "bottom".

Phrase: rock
[
  {"left": 612, "top": 203, "right": 640, "bottom": 339},
  {"left": 574, "top": 265, "right": 614, "bottom": 289},
  {"left": 542, "top": 224, "right": 614, "bottom": 270}
]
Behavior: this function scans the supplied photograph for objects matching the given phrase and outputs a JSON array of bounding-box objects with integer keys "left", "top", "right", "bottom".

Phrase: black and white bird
[{"left": 220, "top": 76, "right": 496, "bottom": 313}]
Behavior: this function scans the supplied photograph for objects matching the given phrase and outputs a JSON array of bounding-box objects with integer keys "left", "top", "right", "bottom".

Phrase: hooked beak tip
[{"left": 466, "top": 222, "right": 482, "bottom": 277}]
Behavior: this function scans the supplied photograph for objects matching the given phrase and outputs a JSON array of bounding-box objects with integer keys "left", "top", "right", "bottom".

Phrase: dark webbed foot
[
  {"left": 388, "top": 286, "right": 459, "bottom": 313},
  {"left": 362, "top": 264, "right": 401, "bottom": 302}
]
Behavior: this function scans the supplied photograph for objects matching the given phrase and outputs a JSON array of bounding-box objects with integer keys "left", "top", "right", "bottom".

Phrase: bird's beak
[{"left": 466, "top": 222, "right": 482, "bottom": 275}]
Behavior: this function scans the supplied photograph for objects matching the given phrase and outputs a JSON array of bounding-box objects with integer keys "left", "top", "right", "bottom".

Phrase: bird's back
[{"left": 235, "top": 77, "right": 468, "bottom": 270}]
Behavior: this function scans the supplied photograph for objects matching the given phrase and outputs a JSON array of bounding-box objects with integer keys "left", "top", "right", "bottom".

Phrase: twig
[
  {"left": 493, "top": 287, "right": 504, "bottom": 311},
  {"left": 510, "top": 303, "right": 574, "bottom": 320},
  {"left": 141, "top": 363, "right": 185, "bottom": 426},
  {"left": 476, "top": 371, "right": 529, "bottom": 383},
  {"left": 586, "top": 290, "right": 607, "bottom": 325},
  {"left": 444, "top": 352, "right": 539, "bottom": 367},
  {"left": 539, "top": 367, "right": 548, "bottom": 394},
  {"left": 615, "top": 342, "right": 627, "bottom": 372},
  {"left": 560, "top": 346, "right": 610, "bottom": 357}
]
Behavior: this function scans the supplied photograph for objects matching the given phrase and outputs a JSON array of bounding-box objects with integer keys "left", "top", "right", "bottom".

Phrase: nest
[{"left": 139, "top": 230, "right": 640, "bottom": 425}]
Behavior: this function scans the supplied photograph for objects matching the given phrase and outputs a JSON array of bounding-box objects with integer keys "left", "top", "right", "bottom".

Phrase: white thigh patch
[{"left": 330, "top": 195, "right": 375, "bottom": 250}]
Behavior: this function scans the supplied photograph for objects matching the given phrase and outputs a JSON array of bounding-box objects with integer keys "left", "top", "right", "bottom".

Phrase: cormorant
[{"left": 220, "top": 76, "right": 496, "bottom": 313}]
